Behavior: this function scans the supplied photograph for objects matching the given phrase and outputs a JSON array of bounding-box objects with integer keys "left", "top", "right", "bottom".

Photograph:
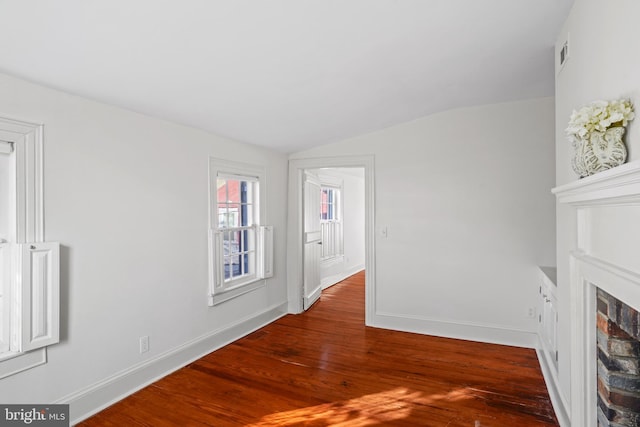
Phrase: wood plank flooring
[{"left": 80, "top": 271, "right": 558, "bottom": 426}]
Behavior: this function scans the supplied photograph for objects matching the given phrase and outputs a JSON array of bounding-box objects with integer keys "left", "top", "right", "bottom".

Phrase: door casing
[{"left": 286, "top": 155, "right": 375, "bottom": 325}]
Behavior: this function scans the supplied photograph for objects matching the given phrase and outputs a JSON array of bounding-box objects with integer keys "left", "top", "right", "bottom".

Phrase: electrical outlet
[
  {"left": 139, "top": 336, "right": 149, "bottom": 354},
  {"left": 527, "top": 307, "right": 536, "bottom": 319}
]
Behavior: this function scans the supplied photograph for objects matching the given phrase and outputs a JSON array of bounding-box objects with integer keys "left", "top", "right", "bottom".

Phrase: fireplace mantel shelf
[{"left": 553, "top": 160, "right": 640, "bottom": 205}]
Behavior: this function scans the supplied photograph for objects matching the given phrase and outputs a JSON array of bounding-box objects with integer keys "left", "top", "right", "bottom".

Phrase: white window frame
[
  {"left": 0, "top": 116, "right": 60, "bottom": 379},
  {"left": 208, "top": 158, "right": 272, "bottom": 306},
  {"left": 216, "top": 173, "right": 259, "bottom": 285},
  {"left": 318, "top": 174, "right": 344, "bottom": 261}
]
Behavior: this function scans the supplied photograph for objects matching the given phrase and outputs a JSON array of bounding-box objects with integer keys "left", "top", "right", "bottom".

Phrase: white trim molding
[
  {"left": 321, "top": 265, "right": 364, "bottom": 290},
  {"left": 0, "top": 115, "right": 51, "bottom": 379},
  {"left": 0, "top": 116, "right": 44, "bottom": 243},
  {"left": 373, "top": 311, "right": 538, "bottom": 349},
  {"left": 554, "top": 159, "right": 640, "bottom": 427},
  {"left": 536, "top": 344, "right": 571, "bottom": 427}
]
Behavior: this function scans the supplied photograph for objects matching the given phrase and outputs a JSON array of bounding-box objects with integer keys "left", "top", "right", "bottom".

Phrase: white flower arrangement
[{"left": 566, "top": 99, "right": 635, "bottom": 139}]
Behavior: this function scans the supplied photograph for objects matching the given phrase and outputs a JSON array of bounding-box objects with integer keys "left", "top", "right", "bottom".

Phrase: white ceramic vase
[{"left": 572, "top": 126, "right": 627, "bottom": 178}]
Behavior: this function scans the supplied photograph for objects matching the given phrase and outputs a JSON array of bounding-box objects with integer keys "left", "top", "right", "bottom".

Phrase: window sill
[
  {"left": 0, "top": 348, "right": 46, "bottom": 379},
  {"left": 208, "top": 279, "right": 265, "bottom": 306}
]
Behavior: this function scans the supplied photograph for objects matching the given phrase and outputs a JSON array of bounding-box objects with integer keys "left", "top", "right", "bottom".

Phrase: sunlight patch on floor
[{"left": 246, "top": 386, "right": 476, "bottom": 426}]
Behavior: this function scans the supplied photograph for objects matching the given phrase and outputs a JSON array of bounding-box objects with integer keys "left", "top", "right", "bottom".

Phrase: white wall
[
  {"left": 0, "top": 73, "right": 289, "bottom": 421},
  {"left": 310, "top": 168, "right": 365, "bottom": 288},
  {"left": 554, "top": 0, "right": 640, "bottom": 414},
  {"left": 291, "top": 97, "right": 556, "bottom": 346},
  {"left": 340, "top": 169, "right": 365, "bottom": 278}
]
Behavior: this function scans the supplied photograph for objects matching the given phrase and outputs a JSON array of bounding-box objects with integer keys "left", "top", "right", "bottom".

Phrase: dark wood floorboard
[{"left": 80, "top": 271, "right": 558, "bottom": 426}]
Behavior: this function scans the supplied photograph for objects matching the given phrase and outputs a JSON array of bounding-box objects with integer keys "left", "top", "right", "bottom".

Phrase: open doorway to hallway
[
  {"left": 306, "top": 167, "right": 365, "bottom": 291},
  {"left": 286, "top": 155, "right": 375, "bottom": 325}
]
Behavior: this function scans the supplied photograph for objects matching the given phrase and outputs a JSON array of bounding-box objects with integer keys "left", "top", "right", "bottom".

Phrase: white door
[{"left": 303, "top": 171, "right": 322, "bottom": 310}]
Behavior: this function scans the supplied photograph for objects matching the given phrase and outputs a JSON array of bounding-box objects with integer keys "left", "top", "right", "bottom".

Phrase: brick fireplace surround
[
  {"left": 554, "top": 160, "right": 640, "bottom": 427},
  {"left": 596, "top": 289, "right": 640, "bottom": 426}
]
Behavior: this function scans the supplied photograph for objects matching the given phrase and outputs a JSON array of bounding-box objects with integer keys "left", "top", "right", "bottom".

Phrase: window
[
  {"left": 321, "top": 187, "right": 338, "bottom": 221},
  {"left": 0, "top": 117, "right": 59, "bottom": 379},
  {"left": 217, "top": 177, "right": 257, "bottom": 282},
  {"left": 208, "top": 159, "right": 272, "bottom": 306},
  {"left": 320, "top": 184, "right": 343, "bottom": 260}
]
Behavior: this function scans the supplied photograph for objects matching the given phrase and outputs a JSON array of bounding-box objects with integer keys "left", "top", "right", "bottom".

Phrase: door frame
[{"left": 287, "top": 155, "right": 375, "bottom": 325}]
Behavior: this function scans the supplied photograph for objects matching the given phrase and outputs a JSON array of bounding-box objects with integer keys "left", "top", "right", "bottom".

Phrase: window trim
[
  {"left": 0, "top": 116, "right": 50, "bottom": 379},
  {"left": 208, "top": 158, "right": 271, "bottom": 306}
]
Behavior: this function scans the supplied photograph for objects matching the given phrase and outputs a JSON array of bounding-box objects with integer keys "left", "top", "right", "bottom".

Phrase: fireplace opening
[{"left": 596, "top": 288, "right": 640, "bottom": 427}]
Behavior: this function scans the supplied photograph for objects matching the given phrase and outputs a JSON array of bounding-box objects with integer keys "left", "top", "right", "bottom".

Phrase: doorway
[{"left": 286, "top": 155, "right": 375, "bottom": 325}]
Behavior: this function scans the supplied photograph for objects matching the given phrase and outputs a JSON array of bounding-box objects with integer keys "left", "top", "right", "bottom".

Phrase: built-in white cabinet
[{"left": 538, "top": 266, "right": 558, "bottom": 372}]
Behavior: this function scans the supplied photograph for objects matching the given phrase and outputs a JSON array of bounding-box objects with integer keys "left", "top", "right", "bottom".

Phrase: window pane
[
  {"left": 218, "top": 208, "right": 228, "bottom": 229},
  {"left": 228, "top": 207, "right": 239, "bottom": 227},
  {"left": 321, "top": 189, "right": 327, "bottom": 220},
  {"left": 224, "top": 256, "right": 232, "bottom": 280},
  {"left": 244, "top": 251, "right": 255, "bottom": 276},
  {"left": 231, "top": 230, "right": 241, "bottom": 254},
  {"left": 223, "top": 179, "right": 240, "bottom": 203},
  {"left": 217, "top": 178, "right": 228, "bottom": 203},
  {"left": 240, "top": 229, "right": 247, "bottom": 253}
]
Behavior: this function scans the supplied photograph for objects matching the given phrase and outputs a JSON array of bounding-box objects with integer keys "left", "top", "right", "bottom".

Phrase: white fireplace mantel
[
  {"left": 553, "top": 160, "right": 640, "bottom": 206},
  {"left": 553, "top": 160, "right": 640, "bottom": 427}
]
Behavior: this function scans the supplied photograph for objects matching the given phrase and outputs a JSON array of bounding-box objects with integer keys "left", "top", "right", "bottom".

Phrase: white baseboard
[
  {"left": 535, "top": 339, "right": 571, "bottom": 427},
  {"left": 321, "top": 265, "right": 364, "bottom": 289},
  {"left": 59, "top": 302, "right": 288, "bottom": 425},
  {"left": 372, "top": 311, "right": 538, "bottom": 348},
  {"left": 304, "top": 286, "right": 322, "bottom": 310}
]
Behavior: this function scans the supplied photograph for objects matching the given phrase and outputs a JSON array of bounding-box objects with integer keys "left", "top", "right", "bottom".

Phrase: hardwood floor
[{"left": 81, "top": 271, "right": 558, "bottom": 426}]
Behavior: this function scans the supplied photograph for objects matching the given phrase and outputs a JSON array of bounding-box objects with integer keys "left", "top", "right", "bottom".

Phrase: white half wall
[
  {"left": 554, "top": 0, "right": 640, "bottom": 420},
  {"left": 291, "top": 97, "right": 556, "bottom": 348},
  {"left": 0, "top": 72, "right": 289, "bottom": 423}
]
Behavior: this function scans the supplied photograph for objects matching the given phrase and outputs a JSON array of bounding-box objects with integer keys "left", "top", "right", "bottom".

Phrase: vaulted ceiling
[{"left": 0, "top": 0, "right": 573, "bottom": 153}]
